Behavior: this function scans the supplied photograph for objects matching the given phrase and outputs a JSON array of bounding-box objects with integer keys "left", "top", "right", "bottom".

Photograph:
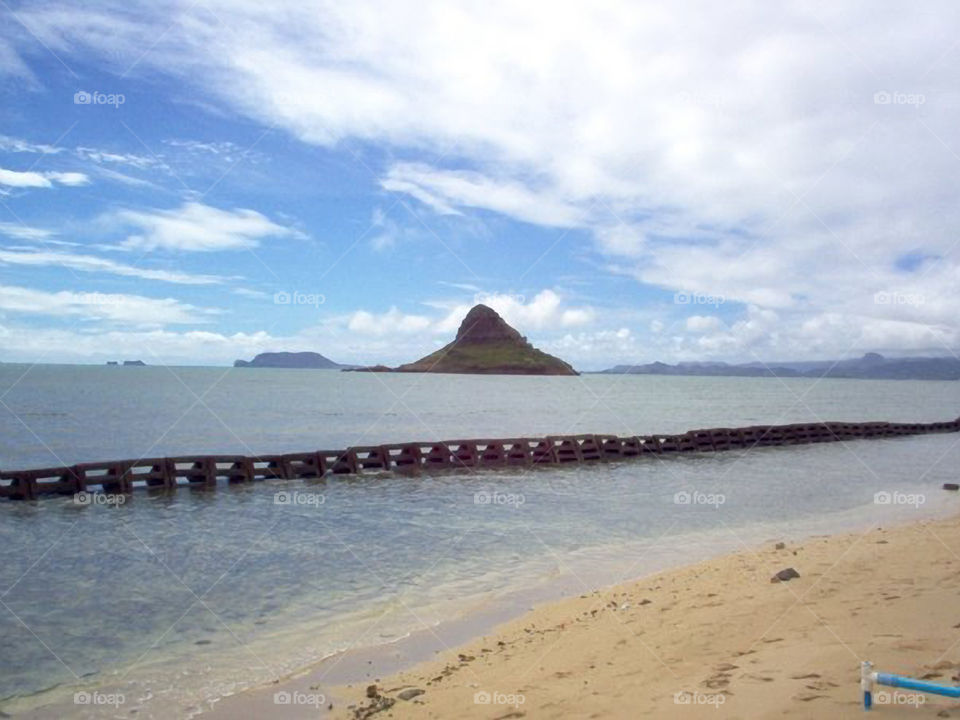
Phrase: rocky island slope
[{"left": 354, "top": 304, "right": 578, "bottom": 375}]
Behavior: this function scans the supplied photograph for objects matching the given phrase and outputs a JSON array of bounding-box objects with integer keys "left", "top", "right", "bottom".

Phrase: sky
[{"left": 1, "top": 1, "right": 959, "bottom": 370}]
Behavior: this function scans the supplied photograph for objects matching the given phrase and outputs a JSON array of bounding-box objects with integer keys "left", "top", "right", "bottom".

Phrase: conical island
[{"left": 356, "top": 304, "right": 578, "bottom": 375}]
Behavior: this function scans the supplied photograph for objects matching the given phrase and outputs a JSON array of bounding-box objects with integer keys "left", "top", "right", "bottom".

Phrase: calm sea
[{"left": 1, "top": 365, "right": 959, "bottom": 717}]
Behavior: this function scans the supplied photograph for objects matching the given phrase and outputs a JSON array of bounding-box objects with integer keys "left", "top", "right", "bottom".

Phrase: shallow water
[{"left": 1, "top": 366, "right": 958, "bottom": 717}]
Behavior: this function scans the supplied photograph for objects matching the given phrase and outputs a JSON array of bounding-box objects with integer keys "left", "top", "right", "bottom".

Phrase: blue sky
[{"left": 1, "top": 1, "right": 959, "bottom": 369}]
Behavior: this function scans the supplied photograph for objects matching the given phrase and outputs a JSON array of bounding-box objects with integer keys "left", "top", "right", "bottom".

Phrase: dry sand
[{"left": 328, "top": 512, "right": 960, "bottom": 719}]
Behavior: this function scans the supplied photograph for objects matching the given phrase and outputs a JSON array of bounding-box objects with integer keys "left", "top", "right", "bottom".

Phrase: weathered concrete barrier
[{"left": 2, "top": 417, "right": 958, "bottom": 500}]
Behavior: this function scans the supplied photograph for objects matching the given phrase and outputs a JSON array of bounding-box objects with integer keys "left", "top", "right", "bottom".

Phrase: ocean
[{"left": 1, "top": 364, "right": 959, "bottom": 718}]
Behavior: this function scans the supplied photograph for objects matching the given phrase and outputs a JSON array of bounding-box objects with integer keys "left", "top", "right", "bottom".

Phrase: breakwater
[{"left": 2, "top": 418, "right": 958, "bottom": 501}]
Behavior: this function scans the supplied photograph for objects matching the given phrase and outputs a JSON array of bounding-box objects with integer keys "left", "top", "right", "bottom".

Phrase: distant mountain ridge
[
  {"left": 234, "top": 351, "right": 347, "bottom": 369},
  {"left": 352, "top": 304, "right": 578, "bottom": 375},
  {"left": 598, "top": 353, "right": 960, "bottom": 380}
]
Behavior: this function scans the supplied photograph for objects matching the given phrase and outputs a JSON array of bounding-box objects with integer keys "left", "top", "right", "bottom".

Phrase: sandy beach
[{"left": 309, "top": 510, "right": 960, "bottom": 719}]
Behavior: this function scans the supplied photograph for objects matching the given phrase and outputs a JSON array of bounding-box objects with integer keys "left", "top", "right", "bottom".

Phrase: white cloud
[
  {"left": 0, "top": 135, "right": 63, "bottom": 154},
  {"left": 543, "top": 327, "right": 639, "bottom": 365},
  {"left": 0, "top": 39, "right": 37, "bottom": 85},
  {"left": 0, "top": 167, "right": 90, "bottom": 188},
  {"left": 686, "top": 315, "right": 722, "bottom": 333},
  {"left": 113, "top": 201, "right": 304, "bottom": 252},
  {"left": 381, "top": 164, "right": 582, "bottom": 227},
  {"left": 0, "top": 290, "right": 599, "bottom": 365},
  {"left": 9, "top": 1, "right": 960, "bottom": 357},
  {"left": 0, "top": 222, "right": 54, "bottom": 241},
  {"left": 0, "top": 325, "right": 281, "bottom": 365},
  {"left": 0, "top": 167, "right": 52, "bottom": 188},
  {"left": 434, "top": 289, "right": 595, "bottom": 333},
  {"left": 45, "top": 171, "right": 90, "bottom": 186},
  {"left": 347, "top": 307, "right": 433, "bottom": 336},
  {"left": 0, "top": 248, "right": 228, "bottom": 285},
  {"left": 0, "top": 284, "right": 214, "bottom": 325},
  {"left": 75, "top": 147, "right": 159, "bottom": 169}
]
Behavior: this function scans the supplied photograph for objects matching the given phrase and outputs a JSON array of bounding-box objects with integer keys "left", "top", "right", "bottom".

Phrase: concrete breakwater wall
[{"left": 2, "top": 418, "right": 958, "bottom": 501}]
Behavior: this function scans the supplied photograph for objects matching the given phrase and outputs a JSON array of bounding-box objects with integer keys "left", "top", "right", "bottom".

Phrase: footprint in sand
[{"left": 794, "top": 692, "right": 828, "bottom": 702}]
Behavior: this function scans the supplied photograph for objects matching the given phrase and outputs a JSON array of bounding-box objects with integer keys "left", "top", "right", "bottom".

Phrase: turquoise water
[{"left": 1, "top": 365, "right": 959, "bottom": 717}]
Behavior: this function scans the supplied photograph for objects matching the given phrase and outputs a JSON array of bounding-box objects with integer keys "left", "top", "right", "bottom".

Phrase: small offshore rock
[
  {"left": 771, "top": 567, "right": 801, "bottom": 583},
  {"left": 944, "top": 483, "right": 959, "bottom": 491}
]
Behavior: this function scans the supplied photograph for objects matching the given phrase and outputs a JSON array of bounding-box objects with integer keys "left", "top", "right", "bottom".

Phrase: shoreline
[{"left": 199, "top": 500, "right": 960, "bottom": 719}]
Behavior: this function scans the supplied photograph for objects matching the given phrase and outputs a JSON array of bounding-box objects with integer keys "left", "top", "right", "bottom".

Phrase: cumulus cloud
[
  {"left": 686, "top": 315, "right": 722, "bottom": 333},
  {"left": 347, "top": 307, "right": 433, "bottom": 336},
  {"left": 112, "top": 201, "right": 305, "bottom": 252},
  {"left": 434, "top": 290, "right": 595, "bottom": 334},
  {"left": 0, "top": 288, "right": 602, "bottom": 365}
]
